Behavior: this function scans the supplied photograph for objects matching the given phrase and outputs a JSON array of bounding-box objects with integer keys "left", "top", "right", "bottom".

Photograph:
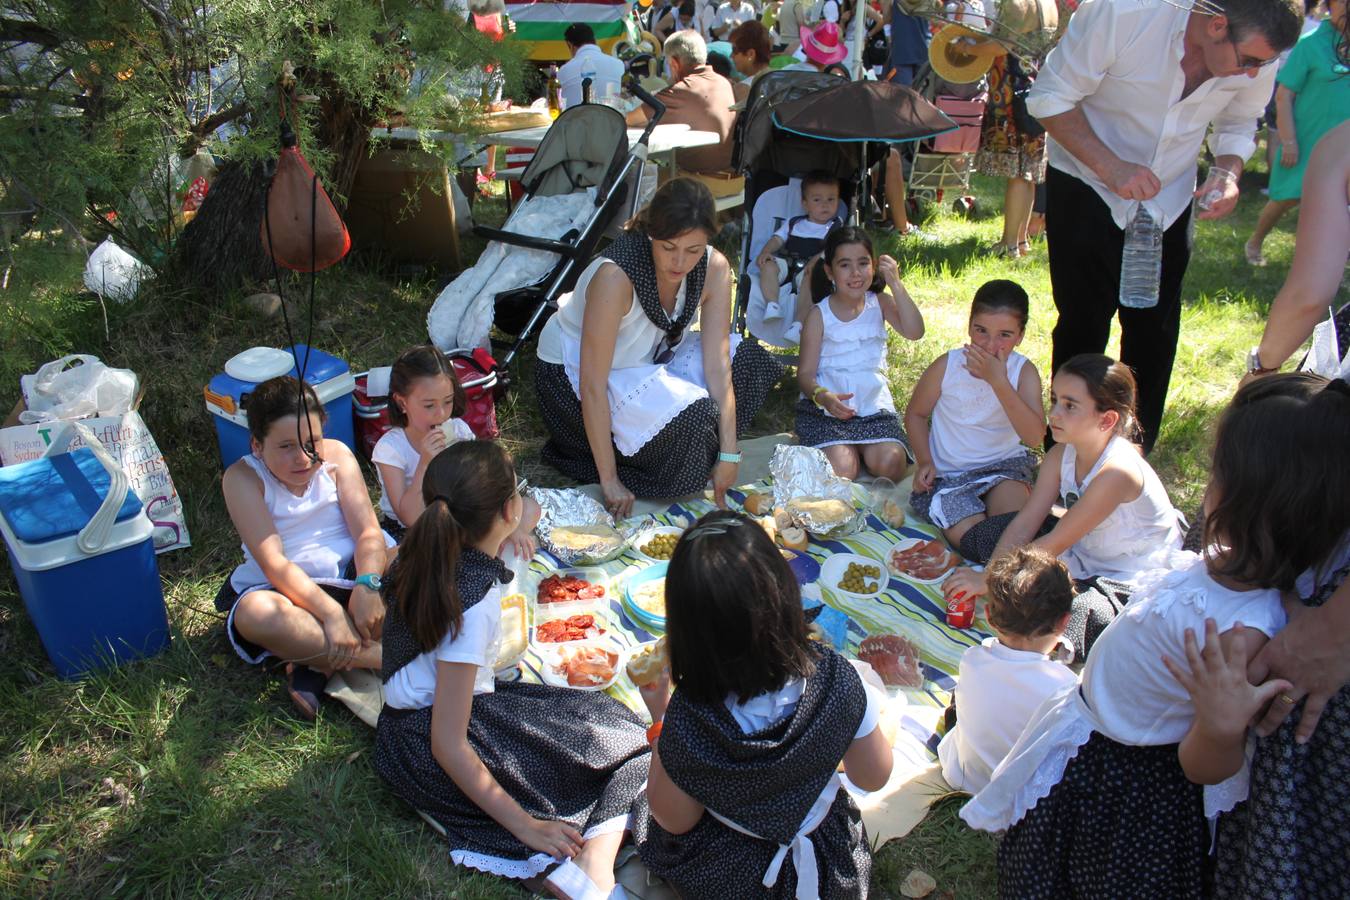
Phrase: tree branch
[
  {"left": 0, "top": 16, "right": 60, "bottom": 47},
  {"left": 180, "top": 101, "right": 249, "bottom": 155},
  {"left": 0, "top": 85, "right": 91, "bottom": 109}
]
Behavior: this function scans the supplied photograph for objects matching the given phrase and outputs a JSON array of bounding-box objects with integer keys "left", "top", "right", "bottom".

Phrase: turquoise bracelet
[{"left": 717, "top": 451, "right": 742, "bottom": 464}]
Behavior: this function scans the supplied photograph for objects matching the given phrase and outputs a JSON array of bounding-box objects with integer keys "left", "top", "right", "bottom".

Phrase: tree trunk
[{"left": 171, "top": 159, "right": 271, "bottom": 294}]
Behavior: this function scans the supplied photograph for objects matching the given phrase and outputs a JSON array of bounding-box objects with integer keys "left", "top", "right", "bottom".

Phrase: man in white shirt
[
  {"left": 558, "top": 23, "right": 627, "bottom": 108},
  {"left": 1026, "top": 0, "right": 1302, "bottom": 453},
  {"left": 712, "top": 0, "right": 759, "bottom": 40}
]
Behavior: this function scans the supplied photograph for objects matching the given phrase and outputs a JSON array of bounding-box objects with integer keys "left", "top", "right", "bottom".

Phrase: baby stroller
[
  {"left": 427, "top": 80, "right": 667, "bottom": 388},
  {"left": 902, "top": 62, "right": 989, "bottom": 219},
  {"left": 731, "top": 70, "right": 956, "bottom": 348}
]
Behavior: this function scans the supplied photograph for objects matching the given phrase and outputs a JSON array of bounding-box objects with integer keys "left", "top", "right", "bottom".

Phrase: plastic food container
[{"left": 623, "top": 562, "right": 669, "bottom": 634}]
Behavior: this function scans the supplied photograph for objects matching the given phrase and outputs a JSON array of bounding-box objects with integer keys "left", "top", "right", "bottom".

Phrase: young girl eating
[
  {"left": 906, "top": 279, "right": 1045, "bottom": 550},
  {"left": 942, "top": 354, "right": 1183, "bottom": 658},
  {"left": 961, "top": 373, "right": 1350, "bottom": 899},
  {"left": 220, "top": 376, "right": 391, "bottom": 719},
  {"left": 373, "top": 344, "right": 538, "bottom": 557},
  {"left": 634, "top": 509, "right": 894, "bottom": 897},
  {"left": 796, "top": 226, "right": 925, "bottom": 482},
  {"left": 374, "top": 441, "right": 650, "bottom": 896}
]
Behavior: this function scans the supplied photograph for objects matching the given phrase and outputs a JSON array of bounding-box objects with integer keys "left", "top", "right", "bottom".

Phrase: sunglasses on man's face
[{"left": 1225, "top": 29, "right": 1279, "bottom": 70}]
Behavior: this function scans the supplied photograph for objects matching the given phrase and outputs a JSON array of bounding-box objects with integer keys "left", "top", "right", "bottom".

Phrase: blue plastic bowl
[{"left": 624, "top": 563, "right": 668, "bottom": 634}]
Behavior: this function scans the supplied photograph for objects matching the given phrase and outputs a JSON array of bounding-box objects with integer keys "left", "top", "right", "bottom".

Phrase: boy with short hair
[
  {"left": 938, "top": 545, "right": 1077, "bottom": 793},
  {"left": 755, "top": 171, "right": 844, "bottom": 342}
]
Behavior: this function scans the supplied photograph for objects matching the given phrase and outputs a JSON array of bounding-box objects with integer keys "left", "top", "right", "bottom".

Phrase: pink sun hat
[{"left": 801, "top": 21, "right": 849, "bottom": 66}]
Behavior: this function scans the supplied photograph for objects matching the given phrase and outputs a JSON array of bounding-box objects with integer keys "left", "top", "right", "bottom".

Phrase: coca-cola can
[{"left": 946, "top": 595, "right": 975, "bottom": 629}]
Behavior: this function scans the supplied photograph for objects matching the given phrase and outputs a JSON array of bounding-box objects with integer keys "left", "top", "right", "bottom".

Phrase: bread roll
[
  {"left": 744, "top": 492, "right": 773, "bottom": 515},
  {"left": 626, "top": 637, "right": 669, "bottom": 687},
  {"left": 780, "top": 525, "right": 809, "bottom": 551}
]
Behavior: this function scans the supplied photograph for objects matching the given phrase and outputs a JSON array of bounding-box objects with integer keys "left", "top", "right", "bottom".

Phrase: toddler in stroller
[{"left": 756, "top": 171, "right": 846, "bottom": 345}]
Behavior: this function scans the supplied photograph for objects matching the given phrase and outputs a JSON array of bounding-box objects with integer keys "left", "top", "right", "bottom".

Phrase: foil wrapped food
[
  {"left": 533, "top": 488, "right": 634, "bottom": 565},
  {"left": 769, "top": 445, "right": 867, "bottom": 537}
]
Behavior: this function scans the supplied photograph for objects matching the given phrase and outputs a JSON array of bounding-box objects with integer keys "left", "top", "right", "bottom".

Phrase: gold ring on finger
[{"left": 1278, "top": 693, "right": 1297, "bottom": 705}]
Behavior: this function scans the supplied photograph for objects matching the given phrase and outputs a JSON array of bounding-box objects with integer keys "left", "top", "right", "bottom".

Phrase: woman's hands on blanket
[
  {"left": 601, "top": 477, "right": 635, "bottom": 521},
  {"left": 517, "top": 817, "right": 584, "bottom": 859},
  {"left": 1249, "top": 585, "right": 1350, "bottom": 743},
  {"left": 711, "top": 459, "right": 737, "bottom": 509}
]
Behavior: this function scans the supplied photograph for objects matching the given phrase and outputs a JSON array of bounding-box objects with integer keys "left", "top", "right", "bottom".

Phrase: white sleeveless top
[
  {"left": 807, "top": 292, "right": 894, "bottom": 418},
  {"left": 536, "top": 252, "right": 707, "bottom": 370},
  {"left": 929, "top": 348, "right": 1031, "bottom": 474},
  {"left": 1059, "top": 435, "right": 1182, "bottom": 582},
  {"left": 229, "top": 454, "right": 356, "bottom": 592}
]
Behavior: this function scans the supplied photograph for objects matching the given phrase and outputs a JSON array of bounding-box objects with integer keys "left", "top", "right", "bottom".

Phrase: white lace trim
[
  {"left": 584, "top": 813, "right": 631, "bottom": 839},
  {"left": 449, "top": 847, "right": 557, "bottom": 879},
  {"left": 960, "top": 711, "right": 1095, "bottom": 832}
]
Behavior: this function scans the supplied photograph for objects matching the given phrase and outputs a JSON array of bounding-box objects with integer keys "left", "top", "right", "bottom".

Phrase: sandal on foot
[
  {"left": 1244, "top": 242, "right": 1267, "bottom": 267},
  {"left": 286, "top": 663, "right": 327, "bottom": 721}
]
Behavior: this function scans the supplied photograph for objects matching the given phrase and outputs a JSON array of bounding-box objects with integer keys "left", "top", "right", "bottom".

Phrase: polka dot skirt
[
  {"left": 1213, "top": 562, "right": 1350, "bottom": 899},
  {"left": 998, "top": 732, "right": 1209, "bottom": 899}
]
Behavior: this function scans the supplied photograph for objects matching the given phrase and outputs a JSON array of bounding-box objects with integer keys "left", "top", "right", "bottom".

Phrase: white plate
[
  {"left": 633, "top": 526, "right": 685, "bottom": 564},
  {"left": 820, "top": 553, "right": 887, "bottom": 599},
  {"left": 886, "top": 537, "right": 958, "bottom": 585},
  {"left": 537, "top": 641, "right": 627, "bottom": 692}
]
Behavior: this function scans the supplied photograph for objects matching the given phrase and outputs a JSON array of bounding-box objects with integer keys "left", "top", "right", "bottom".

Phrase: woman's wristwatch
[
  {"left": 1246, "top": 347, "right": 1278, "bottom": 377},
  {"left": 354, "top": 573, "right": 383, "bottom": 591},
  {"left": 718, "top": 450, "right": 742, "bottom": 464}
]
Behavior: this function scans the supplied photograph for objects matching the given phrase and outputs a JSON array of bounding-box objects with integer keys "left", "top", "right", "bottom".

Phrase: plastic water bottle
[{"left": 1119, "top": 204, "right": 1162, "bottom": 309}]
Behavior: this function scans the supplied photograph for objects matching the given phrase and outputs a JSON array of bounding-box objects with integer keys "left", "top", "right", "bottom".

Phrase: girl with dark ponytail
[{"left": 374, "top": 441, "right": 650, "bottom": 895}]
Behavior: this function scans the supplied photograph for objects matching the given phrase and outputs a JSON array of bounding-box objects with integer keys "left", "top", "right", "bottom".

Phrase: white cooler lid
[{"left": 225, "top": 347, "right": 296, "bottom": 382}]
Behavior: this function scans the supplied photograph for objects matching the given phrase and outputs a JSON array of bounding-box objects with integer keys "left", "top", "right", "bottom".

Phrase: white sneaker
[
  {"left": 782, "top": 320, "right": 802, "bottom": 344},
  {"left": 762, "top": 300, "right": 783, "bottom": 323}
]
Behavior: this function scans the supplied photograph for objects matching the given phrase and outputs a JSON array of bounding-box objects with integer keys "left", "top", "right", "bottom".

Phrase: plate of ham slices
[
  {"left": 887, "top": 538, "right": 961, "bottom": 584},
  {"left": 538, "top": 640, "right": 625, "bottom": 692}
]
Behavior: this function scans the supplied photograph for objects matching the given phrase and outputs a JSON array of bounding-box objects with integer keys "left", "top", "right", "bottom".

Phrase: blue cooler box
[
  {"left": 0, "top": 447, "right": 170, "bottom": 678},
  {"left": 204, "top": 344, "right": 356, "bottom": 469}
]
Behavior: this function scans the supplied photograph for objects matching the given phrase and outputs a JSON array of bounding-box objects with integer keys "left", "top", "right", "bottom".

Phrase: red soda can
[{"left": 946, "top": 594, "right": 975, "bottom": 629}]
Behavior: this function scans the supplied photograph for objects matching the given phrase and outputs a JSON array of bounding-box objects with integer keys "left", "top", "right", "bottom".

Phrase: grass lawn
[{"left": 0, "top": 154, "right": 1342, "bottom": 898}]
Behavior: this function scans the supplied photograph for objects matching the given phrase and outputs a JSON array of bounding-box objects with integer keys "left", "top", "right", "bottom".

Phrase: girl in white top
[
  {"left": 372, "top": 344, "right": 538, "bottom": 554},
  {"left": 221, "top": 376, "right": 391, "bottom": 717},
  {"left": 796, "top": 226, "right": 925, "bottom": 482},
  {"left": 943, "top": 354, "right": 1182, "bottom": 612},
  {"left": 963, "top": 374, "right": 1350, "bottom": 898},
  {"left": 906, "top": 279, "right": 1046, "bottom": 548},
  {"left": 634, "top": 510, "right": 893, "bottom": 897},
  {"left": 374, "top": 440, "right": 650, "bottom": 895}
]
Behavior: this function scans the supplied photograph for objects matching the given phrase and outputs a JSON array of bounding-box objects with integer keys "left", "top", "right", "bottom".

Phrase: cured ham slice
[{"left": 858, "top": 634, "right": 925, "bottom": 687}]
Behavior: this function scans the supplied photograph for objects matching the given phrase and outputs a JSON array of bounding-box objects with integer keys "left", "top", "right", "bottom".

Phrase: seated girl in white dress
[{"left": 219, "top": 376, "right": 391, "bottom": 719}]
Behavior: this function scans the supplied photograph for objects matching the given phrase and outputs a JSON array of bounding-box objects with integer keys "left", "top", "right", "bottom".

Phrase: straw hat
[
  {"left": 928, "top": 23, "right": 996, "bottom": 84},
  {"left": 800, "top": 22, "right": 849, "bottom": 67}
]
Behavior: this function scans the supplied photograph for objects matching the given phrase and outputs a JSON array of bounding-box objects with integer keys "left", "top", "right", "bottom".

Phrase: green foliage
[{"left": 0, "top": 0, "right": 524, "bottom": 274}]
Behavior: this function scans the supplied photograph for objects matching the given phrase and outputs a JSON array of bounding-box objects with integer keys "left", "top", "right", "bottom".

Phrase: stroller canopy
[
  {"left": 519, "top": 103, "right": 630, "bottom": 199},
  {"left": 773, "top": 81, "right": 956, "bottom": 144},
  {"left": 733, "top": 70, "right": 853, "bottom": 178}
]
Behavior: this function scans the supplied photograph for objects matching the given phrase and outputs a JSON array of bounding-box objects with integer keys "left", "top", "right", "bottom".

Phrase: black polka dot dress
[
  {"left": 373, "top": 550, "right": 651, "bottom": 879},
  {"left": 634, "top": 647, "right": 874, "bottom": 898},
  {"left": 1213, "top": 551, "right": 1350, "bottom": 899},
  {"left": 998, "top": 732, "right": 1210, "bottom": 899}
]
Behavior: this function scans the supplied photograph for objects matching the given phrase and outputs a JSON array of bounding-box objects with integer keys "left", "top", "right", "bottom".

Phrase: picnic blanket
[{"left": 330, "top": 467, "right": 984, "bottom": 881}]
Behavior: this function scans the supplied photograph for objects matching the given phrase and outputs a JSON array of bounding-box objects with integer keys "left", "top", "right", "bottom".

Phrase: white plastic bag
[
  {"left": 83, "top": 238, "right": 151, "bottom": 302},
  {"left": 18, "top": 355, "right": 139, "bottom": 424}
]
